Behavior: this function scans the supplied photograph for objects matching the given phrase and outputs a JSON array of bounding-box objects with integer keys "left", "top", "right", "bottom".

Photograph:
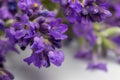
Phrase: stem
[
  {"left": 101, "top": 40, "right": 107, "bottom": 57},
  {"left": 81, "top": 0, "right": 86, "bottom": 7},
  {"left": 92, "top": 52, "right": 99, "bottom": 64}
]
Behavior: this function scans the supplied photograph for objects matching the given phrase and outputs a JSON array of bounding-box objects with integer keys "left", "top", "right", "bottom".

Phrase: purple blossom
[
  {"left": 10, "top": 15, "right": 35, "bottom": 39},
  {"left": 24, "top": 52, "right": 50, "bottom": 68},
  {"left": 0, "top": 40, "right": 18, "bottom": 55},
  {"left": 104, "top": 1, "right": 120, "bottom": 26},
  {"left": 87, "top": 53, "right": 107, "bottom": 71},
  {"left": 18, "top": 0, "right": 40, "bottom": 16},
  {"left": 24, "top": 43, "right": 64, "bottom": 68},
  {"left": 53, "top": 0, "right": 111, "bottom": 23},
  {"left": 75, "top": 50, "right": 92, "bottom": 60},
  {"left": 23, "top": 35, "right": 64, "bottom": 68},
  {"left": 8, "top": 0, "right": 68, "bottom": 69},
  {"left": 73, "top": 20, "right": 97, "bottom": 46},
  {"left": 51, "top": 0, "right": 110, "bottom": 47},
  {"left": 31, "top": 36, "right": 44, "bottom": 54},
  {"left": 48, "top": 50, "right": 64, "bottom": 66},
  {"left": 87, "top": 62, "right": 107, "bottom": 71},
  {"left": 8, "top": 0, "right": 18, "bottom": 15},
  {"left": 18, "top": 0, "right": 40, "bottom": 10},
  {"left": 0, "top": 5, "right": 13, "bottom": 19},
  {"left": 0, "top": 69, "right": 14, "bottom": 80},
  {"left": 49, "top": 18, "right": 68, "bottom": 40}
]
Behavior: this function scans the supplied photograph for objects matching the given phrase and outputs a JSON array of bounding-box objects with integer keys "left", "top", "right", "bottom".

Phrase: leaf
[
  {"left": 102, "top": 38, "right": 117, "bottom": 50},
  {"left": 0, "top": 30, "right": 4, "bottom": 36},
  {"left": 100, "top": 27, "right": 120, "bottom": 37},
  {"left": 93, "top": 23, "right": 101, "bottom": 31},
  {"left": 41, "top": 0, "right": 59, "bottom": 10}
]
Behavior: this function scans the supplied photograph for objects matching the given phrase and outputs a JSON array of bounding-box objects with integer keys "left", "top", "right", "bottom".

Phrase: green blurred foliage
[
  {"left": 0, "top": 30, "right": 4, "bottom": 36},
  {"left": 41, "top": 0, "right": 59, "bottom": 10}
]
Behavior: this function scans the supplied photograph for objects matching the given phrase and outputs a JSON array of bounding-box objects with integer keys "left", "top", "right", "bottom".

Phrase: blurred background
[{"left": 5, "top": 41, "right": 120, "bottom": 80}]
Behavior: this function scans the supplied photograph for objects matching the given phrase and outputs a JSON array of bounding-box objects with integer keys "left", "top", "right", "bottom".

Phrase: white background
[{"left": 5, "top": 42, "right": 120, "bottom": 80}]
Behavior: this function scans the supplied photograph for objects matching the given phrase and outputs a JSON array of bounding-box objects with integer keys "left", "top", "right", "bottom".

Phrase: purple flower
[
  {"left": 18, "top": 0, "right": 40, "bottom": 15},
  {"left": 73, "top": 20, "right": 97, "bottom": 46},
  {"left": 87, "top": 53, "right": 107, "bottom": 71},
  {"left": 31, "top": 37, "right": 44, "bottom": 54},
  {"left": 10, "top": 15, "right": 35, "bottom": 39},
  {"left": 24, "top": 52, "right": 50, "bottom": 68},
  {"left": 53, "top": 0, "right": 111, "bottom": 23},
  {"left": 8, "top": 0, "right": 18, "bottom": 15},
  {"left": 0, "top": 5, "right": 13, "bottom": 19},
  {"left": 48, "top": 50, "right": 64, "bottom": 66},
  {"left": 10, "top": 14, "right": 35, "bottom": 50},
  {"left": 104, "top": 1, "right": 120, "bottom": 26},
  {"left": 24, "top": 36, "right": 64, "bottom": 68},
  {"left": 49, "top": 18, "right": 68, "bottom": 40},
  {"left": 81, "top": 0, "right": 111, "bottom": 22},
  {"left": 24, "top": 50, "right": 64, "bottom": 68},
  {"left": 0, "top": 69, "right": 14, "bottom": 80},
  {"left": 8, "top": 0, "right": 68, "bottom": 69},
  {"left": 75, "top": 50, "right": 92, "bottom": 60},
  {"left": 87, "top": 62, "right": 107, "bottom": 72},
  {"left": 68, "top": 0, "right": 82, "bottom": 13},
  {"left": 5, "top": 29, "right": 17, "bottom": 45},
  {"left": 0, "top": 40, "right": 18, "bottom": 55}
]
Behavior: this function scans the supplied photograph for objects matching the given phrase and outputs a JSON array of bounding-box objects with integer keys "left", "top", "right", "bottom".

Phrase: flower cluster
[
  {"left": 0, "top": 40, "right": 16, "bottom": 80},
  {"left": 9, "top": 0, "right": 68, "bottom": 68},
  {"left": 50, "top": 0, "right": 112, "bottom": 71},
  {"left": 104, "top": 0, "right": 120, "bottom": 26},
  {"left": 0, "top": 0, "right": 67, "bottom": 79},
  {"left": 53, "top": 0, "right": 111, "bottom": 22},
  {"left": 51, "top": 0, "right": 111, "bottom": 44},
  {"left": 1, "top": 0, "right": 120, "bottom": 80},
  {"left": 0, "top": 0, "right": 18, "bottom": 80}
]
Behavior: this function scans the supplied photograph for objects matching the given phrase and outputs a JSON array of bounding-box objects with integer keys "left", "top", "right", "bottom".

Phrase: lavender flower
[
  {"left": 8, "top": 0, "right": 18, "bottom": 15},
  {"left": 73, "top": 20, "right": 97, "bottom": 46},
  {"left": 0, "top": 0, "right": 119, "bottom": 78},
  {"left": 104, "top": 0, "right": 120, "bottom": 26},
  {"left": 24, "top": 36, "right": 64, "bottom": 68},
  {"left": 87, "top": 62, "right": 107, "bottom": 71},
  {"left": 75, "top": 50, "right": 92, "bottom": 60},
  {"left": 48, "top": 50, "right": 64, "bottom": 66},
  {"left": 0, "top": 5, "right": 13, "bottom": 19},
  {"left": 87, "top": 54, "right": 107, "bottom": 71},
  {"left": 52, "top": 0, "right": 111, "bottom": 23},
  {"left": 0, "top": 40, "right": 18, "bottom": 55},
  {"left": 10, "top": 15, "right": 34, "bottom": 37},
  {"left": 18, "top": 0, "right": 41, "bottom": 16},
  {"left": 0, "top": 69, "right": 14, "bottom": 80},
  {"left": 8, "top": 0, "right": 68, "bottom": 69}
]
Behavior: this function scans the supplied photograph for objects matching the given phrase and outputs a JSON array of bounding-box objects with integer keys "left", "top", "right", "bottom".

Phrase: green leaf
[
  {"left": 5, "top": 19, "right": 14, "bottom": 28},
  {"left": 0, "top": 30, "right": 4, "bottom": 36},
  {"left": 100, "top": 27, "right": 120, "bottom": 37},
  {"left": 41, "top": 0, "right": 59, "bottom": 10},
  {"left": 93, "top": 23, "right": 101, "bottom": 31},
  {"left": 102, "top": 38, "right": 117, "bottom": 50}
]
